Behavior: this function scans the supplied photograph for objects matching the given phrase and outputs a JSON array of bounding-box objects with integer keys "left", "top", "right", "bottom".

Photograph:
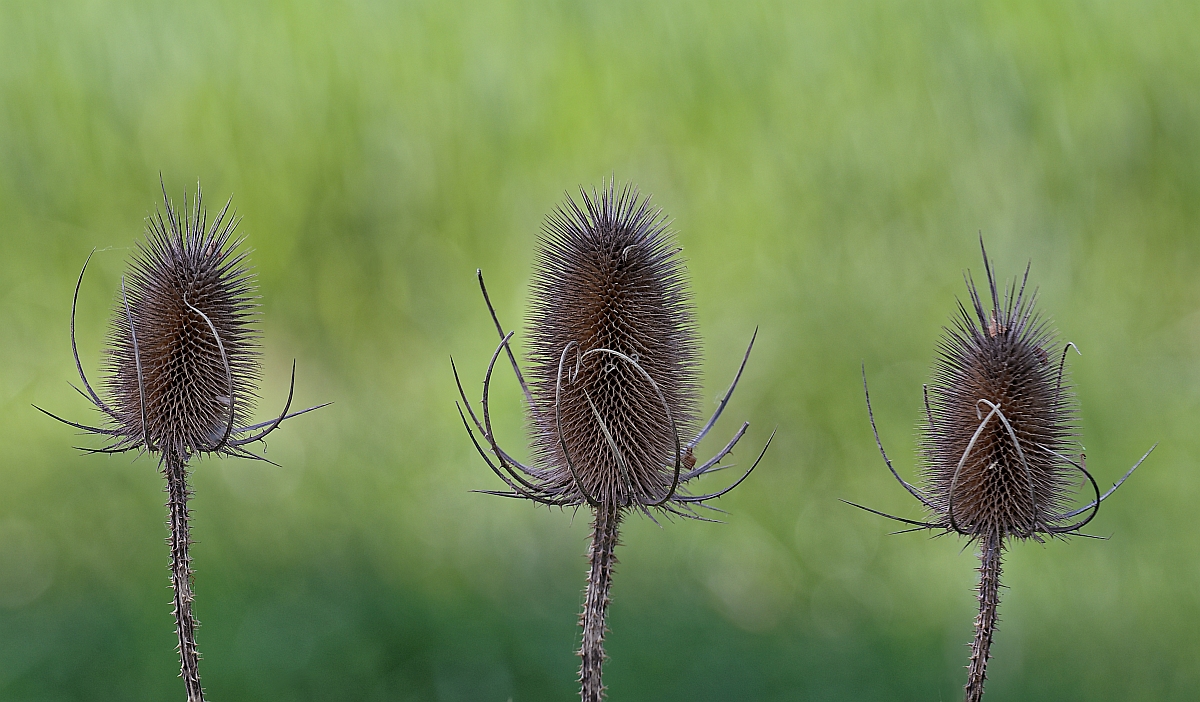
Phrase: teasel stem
[
  {"left": 164, "top": 452, "right": 205, "bottom": 702},
  {"left": 579, "top": 503, "right": 622, "bottom": 702},
  {"left": 966, "top": 529, "right": 1003, "bottom": 702}
]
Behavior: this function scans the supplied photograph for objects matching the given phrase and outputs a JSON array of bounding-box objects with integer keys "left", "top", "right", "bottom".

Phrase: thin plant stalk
[
  {"left": 165, "top": 453, "right": 204, "bottom": 701},
  {"left": 966, "top": 530, "right": 1002, "bottom": 702},
  {"left": 580, "top": 504, "right": 621, "bottom": 701}
]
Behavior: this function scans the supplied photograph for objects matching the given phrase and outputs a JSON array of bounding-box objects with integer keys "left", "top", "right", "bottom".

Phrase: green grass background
[{"left": 1, "top": 1, "right": 1198, "bottom": 700}]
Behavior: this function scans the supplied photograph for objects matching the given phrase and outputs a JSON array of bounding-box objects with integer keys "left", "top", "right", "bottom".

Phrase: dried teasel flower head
[
  {"left": 524, "top": 184, "right": 702, "bottom": 507},
  {"left": 105, "top": 189, "right": 260, "bottom": 459},
  {"left": 854, "top": 238, "right": 1153, "bottom": 542},
  {"left": 38, "top": 183, "right": 323, "bottom": 463},
  {"left": 455, "top": 181, "right": 772, "bottom": 519},
  {"left": 919, "top": 241, "right": 1078, "bottom": 540}
]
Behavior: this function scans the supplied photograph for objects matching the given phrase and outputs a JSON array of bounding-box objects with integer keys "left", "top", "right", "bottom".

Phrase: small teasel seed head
[
  {"left": 525, "top": 182, "right": 701, "bottom": 508},
  {"left": 37, "top": 181, "right": 324, "bottom": 702},
  {"left": 851, "top": 239, "right": 1154, "bottom": 702},
  {"left": 104, "top": 186, "right": 260, "bottom": 460},
  {"left": 920, "top": 241, "right": 1077, "bottom": 540}
]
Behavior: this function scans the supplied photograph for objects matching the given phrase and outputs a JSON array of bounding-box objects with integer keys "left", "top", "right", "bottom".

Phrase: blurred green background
[{"left": 1, "top": 1, "right": 1197, "bottom": 700}]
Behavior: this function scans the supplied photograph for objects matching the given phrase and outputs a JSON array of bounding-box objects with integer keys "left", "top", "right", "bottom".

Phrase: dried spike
[{"left": 688, "top": 328, "right": 757, "bottom": 451}]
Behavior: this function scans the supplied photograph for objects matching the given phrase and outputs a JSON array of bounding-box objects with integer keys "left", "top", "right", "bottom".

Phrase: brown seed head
[
  {"left": 104, "top": 188, "right": 260, "bottom": 460},
  {"left": 525, "top": 183, "right": 701, "bottom": 507},
  {"left": 38, "top": 185, "right": 322, "bottom": 463},
  {"left": 456, "top": 181, "right": 770, "bottom": 520},
  {"left": 920, "top": 243, "right": 1076, "bottom": 539}
]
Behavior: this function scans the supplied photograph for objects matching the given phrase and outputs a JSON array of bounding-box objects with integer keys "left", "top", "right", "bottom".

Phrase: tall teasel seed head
[
  {"left": 856, "top": 239, "right": 1151, "bottom": 543},
  {"left": 525, "top": 186, "right": 701, "bottom": 508},
  {"left": 456, "top": 181, "right": 771, "bottom": 702},
  {"left": 40, "top": 184, "right": 319, "bottom": 462},
  {"left": 456, "top": 181, "right": 771, "bottom": 519},
  {"left": 105, "top": 190, "right": 260, "bottom": 460}
]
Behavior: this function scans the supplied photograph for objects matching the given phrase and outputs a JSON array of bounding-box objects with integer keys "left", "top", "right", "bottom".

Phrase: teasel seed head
[
  {"left": 455, "top": 180, "right": 772, "bottom": 519},
  {"left": 103, "top": 188, "right": 260, "bottom": 460},
  {"left": 854, "top": 239, "right": 1152, "bottom": 541},
  {"left": 38, "top": 182, "right": 325, "bottom": 462},
  {"left": 525, "top": 183, "right": 701, "bottom": 508},
  {"left": 918, "top": 241, "right": 1078, "bottom": 540}
]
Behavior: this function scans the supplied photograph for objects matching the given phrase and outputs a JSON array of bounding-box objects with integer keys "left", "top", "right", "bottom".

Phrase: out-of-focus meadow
[{"left": 1, "top": 1, "right": 1198, "bottom": 700}]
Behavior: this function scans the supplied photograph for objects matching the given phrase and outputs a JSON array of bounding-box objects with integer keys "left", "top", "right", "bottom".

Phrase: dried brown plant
[
  {"left": 37, "top": 183, "right": 324, "bottom": 701},
  {"left": 849, "top": 238, "right": 1153, "bottom": 702},
  {"left": 454, "top": 182, "right": 772, "bottom": 701}
]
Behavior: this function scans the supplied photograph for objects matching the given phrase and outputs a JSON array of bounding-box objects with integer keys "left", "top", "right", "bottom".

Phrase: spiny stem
[
  {"left": 165, "top": 453, "right": 205, "bottom": 702},
  {"left": 965, "top": 530, "right": 1003, "bottom": 702},
  {"left": 579, "top": 503, "right": 621, "bottom": 702}
]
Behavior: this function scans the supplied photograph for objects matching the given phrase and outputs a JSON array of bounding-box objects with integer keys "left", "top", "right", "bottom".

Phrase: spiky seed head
[
  {"left": 525, "top": 183, "right": 701, "bottom": 508},
  {"left": 920, "top": 244, "right": 1077, "bottom": 539},
  {"left": 104, "top": 188, "right": 260, "bottom": 460}
]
